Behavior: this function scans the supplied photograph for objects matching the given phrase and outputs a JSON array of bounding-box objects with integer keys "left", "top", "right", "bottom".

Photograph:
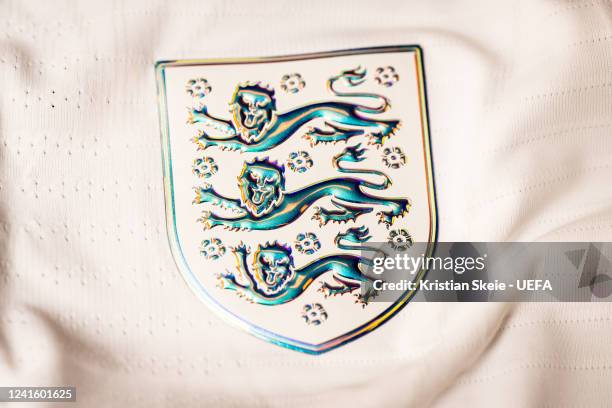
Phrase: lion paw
[
  {"left": 192, "top": 131, "right": 213, "bottom": 151},
  {"left": 319, "top": 282, "right": 356, "bottom": 298},
  {"left": 216, "top": 271, "right": 234, "bottom": 289},
  {"left": 400, "top": 200, "right": 411, "bottom": 217},
  {"left": 368, "top": 121, "right": 401, "bottom": 147},
  {"left": 311, "top": 207, "right": 327, "bottom": 226},
  {"left": 367, "top": 132, "right": 386, "bottom": 147},
  {"left": 317, "top": 283, "right": 329, "bottom": 297},
  {"left": 376, "top": 211, "right": 394, "bottom": 228},
  {"left": 197, "top": 211, "right": 214, "bottom": 230},
  {"left": 232, "top": 242, "right": 250, "bottom": 255},
  {"left": 377, "top": 201, "right": 410, "bottom": 228},
  {"left": 186, "top": 110, "right": 196, "bottom": 125},
  {"left": 302, "top": 128, "right": 317, "bottom": 145},
  {"left": 355, "top": 286, "right": 379, "bottom": 307},
  {"left": 193, "top": 184, "right": 212, "bottom": 204}
]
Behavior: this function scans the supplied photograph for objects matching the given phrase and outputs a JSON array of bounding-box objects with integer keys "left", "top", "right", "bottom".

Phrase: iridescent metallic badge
[{"left": 156, "top": 46, "right": 436, "bottom": 354}]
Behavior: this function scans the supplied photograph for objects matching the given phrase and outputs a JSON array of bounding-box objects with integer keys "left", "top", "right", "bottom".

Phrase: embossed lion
[
  {"left": 193, "top": 144, "right": 410, "bottom": 230},
  {"left": 188, "top": 67, "right": 401, "bottom": 152},
  {"left": 219, "top": 230, "right": 381, "bottom": 306}
]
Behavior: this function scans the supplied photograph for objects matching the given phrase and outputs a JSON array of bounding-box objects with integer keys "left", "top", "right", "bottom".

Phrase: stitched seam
[
  {"left": 525, "top": 82, "right": 612, "bottom": 101},
  {"left": 458, "top": 361, "right": 612, "bottom": 385},
  {"left": 488, "top": 124, "right": 612, "bottom": 154},
  {"left": 549, "top": 0, "right": 612, "bottom": 16},
  {"left": 570, "top": 34, "right": 612, "bottom": 47},
  {"left": 552, "top": 223, "right": 612, "bottom": 234},
  {"left": 501, "top": 315, "right": 612, "bottom": 331}
]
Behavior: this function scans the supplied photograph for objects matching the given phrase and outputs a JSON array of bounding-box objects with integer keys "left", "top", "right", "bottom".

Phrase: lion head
[
  {"left": 230, "top": 83, "right": 276, "bottom": 143},
  {"left": 238, "top": 158, "right": 285, "bottom": 218},
  {"left": 251, "top": 242, "right": 295, "bottom": 296}
]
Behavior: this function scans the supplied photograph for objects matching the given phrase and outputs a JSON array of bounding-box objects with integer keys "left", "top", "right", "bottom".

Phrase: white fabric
[{"left": 1, "top": 0, "right": 611, "bottom": 406}]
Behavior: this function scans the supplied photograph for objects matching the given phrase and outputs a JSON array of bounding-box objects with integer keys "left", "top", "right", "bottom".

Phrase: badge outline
[{"left": 155, "top": 45, "right": 438, "bottom": 354}]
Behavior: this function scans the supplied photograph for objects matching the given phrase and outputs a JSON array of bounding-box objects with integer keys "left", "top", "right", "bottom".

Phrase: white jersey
[{"left": 1, "top": 0, "right": 612, "bottom": 407}]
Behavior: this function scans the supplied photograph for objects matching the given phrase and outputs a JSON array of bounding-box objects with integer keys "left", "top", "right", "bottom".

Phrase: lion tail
[
  {"left": 327, "top": 66, "right": 390, "bottom": 114},
  {"left": 332, "top": 144, "right": 391, "bottom": 190},
  {"left": 334, "top": 226, "right": 391, "bottom": 266}
]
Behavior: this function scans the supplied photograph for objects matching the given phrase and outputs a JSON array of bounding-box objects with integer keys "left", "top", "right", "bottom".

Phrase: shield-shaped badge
[{"left": 156, "top": 46, "right": 436, "bottom": 354}]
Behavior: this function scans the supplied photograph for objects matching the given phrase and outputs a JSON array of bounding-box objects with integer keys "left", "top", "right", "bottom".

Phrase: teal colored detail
[
  {"left": 189, "top": 67, "right": 400, "bottom": 152},
  {"left": 194, "top": 145, "right": 409, "bottom": 230},
  {"left": 219, "top": 241, "right": 378, "bottom": 305}
]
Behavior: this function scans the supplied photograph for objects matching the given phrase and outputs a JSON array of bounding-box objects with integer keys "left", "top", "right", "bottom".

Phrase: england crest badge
[{"left": 156, "top": 46, "right": 436, "bottom": 354}]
